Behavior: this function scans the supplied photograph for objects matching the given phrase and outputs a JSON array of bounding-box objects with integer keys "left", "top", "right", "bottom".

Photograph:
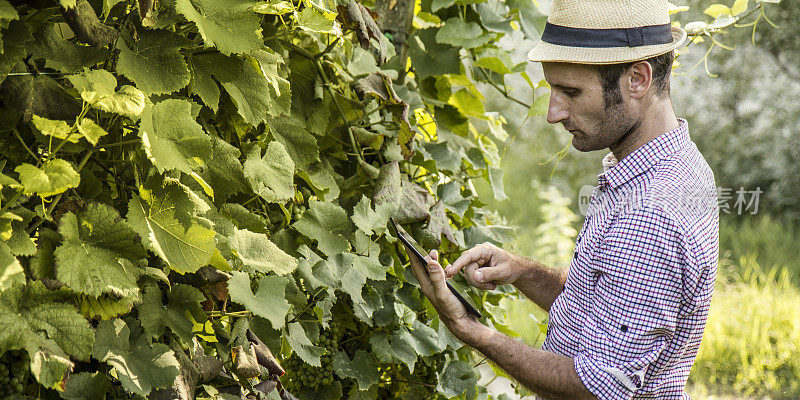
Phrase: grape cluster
[
  {"left": 0, "top": 351, "right": 29, "bottom": 396},
  {"left": 282, "top": 322, "right": 343, "bottom": 392},
  {"left": 412, "top": 357, "right": 440, "bottom": 387},
  {"left": 377, "top": 364, "right": 410, "bottom": 399},
  {"left": 290, "top": 203, "right": 307, "bottom": 222}
]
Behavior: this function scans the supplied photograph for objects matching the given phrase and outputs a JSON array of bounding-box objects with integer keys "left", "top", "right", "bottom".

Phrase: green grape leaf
[
  {"left": 296, "top": 245, "right": 337, "bottom": 291},
  {"left": 420, "top": 200, "right": 456, "bottom": 247},
  {"left": 336, "top": 0, "right": 391, "bottom": 64},
  {"left": 0, "top": 242, "right": 23, "bottom": 290},
  {"left": 95, "top": 85, "right": 146, "bottom": 118},
  {"left": 527, "top": 92, "right": 550, "bottom": 117},
  {"left": 127, "top": 188, "right": 215, "bottom": 274},
  {"left": 451, "top": 88, "right": 485, "bottom": 118},
  {"left": 139, "top": 284, "right": 205, "bottom": 342},
  {"left": 409, "top": 28, "right": 460, "bottom": 80},
  {"left": 62, "top": 372, "right": 112, "bottom": 400},
  {"left": 6, "top": 218, "right": 36, "bottom": 256},
  {"left": 76, "top": 118, "right": 108, "bottom": 145},
  {"left": 436, "top": 18, "right": 493, "bottom": 49},
  {"left": 351, "top": 195, "right": 393, "bottom": 235},
  {"left": 252, "top": 0, "right": 294, "bottom": 14},
  {"left": 372, "top": 161, "right": 401, "bottom": 214},
  {"left": 0, "top": 0, "right": 18, "bottom": 20},
  {"left": 293, "top": 200, "right": 353, "bottom": 256},
  {"left": 92, "top": 319, "right": 180, "bottom": 396},
  {"left": 187, "top": 56, "right": 221, "bottom": 111},
  {"left": 15, "top": 159, "right": 80, "bottom": 197},
  {"left": 346, "top": 47, "right": 379, "bottom": 77},
  {"left": 0, "top": 280, "right": 94, "bottom": 362},
  {"left": 353, "top": 73, "right": 414, "bottom": 159},
  {"left": 139, "top": 98, "right": 213, "bottom": 174},
  {"left": 397, "top": 179, "right": 433, "bottom": 224},
  {"left": 67, "top": 69, "right": 116, "bottom": 103},
  {"left": 325, "top": 252, "right": 386, "bottom": 309},
  {"left": 116, "top": 29, "right": 192, "bottom": 95},
  {"left": 296, "top": 7, "right": 337, "bottom": 34},
  {"left": 175, "top": 0, "right": 263, "bottom": 56},
  {"left": 77, "top": 294, "right": 137, "bottom": 320},
  {"left": 332, "top": 350, "right": 380, "bottom": 390},
  {"left": 395, "top": 321, "right": 444, "bottom": 357},
  {"left": 190, "top": 52, "right": 290, "bottom": 125},
  {"left": 219, "top": 203, "right": 270, "bottom": 234},
  {"left": 474, "top": 47, "right": 519, "bottom": 74},
  {"left": 369, "top": 331, "right": 417, "bottom": 371},
  {"left": 285, "top": 321, "right": 325, "bottom": 366},
  {"left": 67, "top": 69, "right": 147, "bottom": 118},
  {"left": 267, "top": 115, "right": 320, "bottom": 168},
  {"left": 31, "top": 115, "right": 80, "bottom": 143},
  {"left": 229, "top": 228, "right": 298, "bottom": 275},
  {"left": 199, "top": 137, "right": 249, "bottom": 202},
  {"left": 29, "top": 24, "right": 106, "bottom": 73},
  {"left": 30, "top": 350, "right": 73, "bottom": 390},
  {"left": 243, "top": 141, "right": 295, "bottom": 203},
  {"left": 506, "top": 0, "right": 547, "bottom": 40},
  {"left": 440, "top": 360, "right": 478, "bottom": 400},
  {"left": 297, "top": 165, "right": 340, "bottom": 201},
  {"left": 488, "top": 166, "right": 508, "bottom": 201},
  {"left": 228, "top": 271, "right": 290, "bottom": 330},
  {"left": 54, "top": 204, "right": 146, "bottom": 297}
]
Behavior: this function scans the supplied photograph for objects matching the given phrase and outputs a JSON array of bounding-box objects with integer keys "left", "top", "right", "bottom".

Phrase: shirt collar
[{"left": 597, "top": 118, "right": 690, "bottom": 189}]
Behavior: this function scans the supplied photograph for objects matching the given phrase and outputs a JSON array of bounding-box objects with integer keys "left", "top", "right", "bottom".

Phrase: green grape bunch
[
  {"left": 0, "top": 351, "right": 29, "bottom": 396},
  {"left": 282, "top": 322, "right": 343, "bottom": 392}
]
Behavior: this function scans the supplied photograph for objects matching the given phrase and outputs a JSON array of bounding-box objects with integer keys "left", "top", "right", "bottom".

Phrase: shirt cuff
[{"left": 575, "top": 353, "right": 644, "bottom": 400}]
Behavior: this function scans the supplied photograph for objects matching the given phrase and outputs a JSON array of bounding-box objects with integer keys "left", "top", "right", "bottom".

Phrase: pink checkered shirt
[{"left": 541, "top": 119, "right": 719, "bottom": 399}]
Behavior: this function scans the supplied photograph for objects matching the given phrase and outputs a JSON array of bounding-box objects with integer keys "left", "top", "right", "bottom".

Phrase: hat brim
[{"left": 527, "top": 26, "right": 686, "bottom": 64}]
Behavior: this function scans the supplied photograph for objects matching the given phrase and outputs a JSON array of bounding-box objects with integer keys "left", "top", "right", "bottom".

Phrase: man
[{"left": 404, "top": 0, "right": 720, "bottom": 399}]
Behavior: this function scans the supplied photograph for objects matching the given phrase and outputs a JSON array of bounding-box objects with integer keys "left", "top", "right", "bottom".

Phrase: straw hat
[{"left": 527, "top": 0, "right": 687, "bottom": 64}]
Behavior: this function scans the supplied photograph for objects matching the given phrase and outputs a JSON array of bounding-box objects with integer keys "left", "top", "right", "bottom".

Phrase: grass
[
  {"left": 718, "top": 213, "right": 800, "bottom": 287},
  {"left": 688, "top": 256, "right": 800, "bottom": 399}
]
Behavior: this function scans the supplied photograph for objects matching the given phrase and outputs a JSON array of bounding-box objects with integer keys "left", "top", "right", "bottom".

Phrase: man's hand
[
  {"left": 444, "top": 242, "right": 525, "bottom": 291},
  {"left": 404, "top": 244, "right": 478, "bottom": 337}
]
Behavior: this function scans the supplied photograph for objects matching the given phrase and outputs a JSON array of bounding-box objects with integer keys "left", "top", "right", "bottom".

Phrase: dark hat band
[{"left": 541, "top": 22, "right": 674, "bottom": 48}]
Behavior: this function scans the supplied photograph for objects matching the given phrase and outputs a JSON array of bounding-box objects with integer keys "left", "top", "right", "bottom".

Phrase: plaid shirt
[{"left": 541, "top": 119, "right": 719, "bottom": 399}]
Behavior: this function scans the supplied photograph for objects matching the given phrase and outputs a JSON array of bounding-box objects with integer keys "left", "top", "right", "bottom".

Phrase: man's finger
[
  {"left": 446, "top": 247, "right": 492, "bottom": 278},
  {"left": 403, "top": 243, "right": 434, "bottom": 294},
  {"left": 463, "top": 263, "right": 497, "bottom": 290},
  {"left": 425, "top": 258, "right": 454, "bottom": 303},
  {"left": 474, "top": 265, "right": 509, "bottom": 287}
]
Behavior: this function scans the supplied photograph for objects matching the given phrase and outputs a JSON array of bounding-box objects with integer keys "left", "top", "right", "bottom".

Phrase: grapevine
[{"left": 0, "top": 0, "right": 778, "bottom": 398}]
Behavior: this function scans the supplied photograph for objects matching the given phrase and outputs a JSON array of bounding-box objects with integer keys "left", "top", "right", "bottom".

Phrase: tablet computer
[{"left": 390, "top": 218, "right": 482, "bottom": 318}]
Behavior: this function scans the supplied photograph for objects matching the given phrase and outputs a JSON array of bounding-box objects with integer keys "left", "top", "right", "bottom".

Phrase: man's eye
[{"left": 563, "top": 89, "right": 579, "bottom": 97}]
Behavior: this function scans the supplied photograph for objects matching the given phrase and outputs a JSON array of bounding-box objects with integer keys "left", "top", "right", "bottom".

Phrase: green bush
[{"left": 689, "top": 256, "right": 800, "bottom": 399}]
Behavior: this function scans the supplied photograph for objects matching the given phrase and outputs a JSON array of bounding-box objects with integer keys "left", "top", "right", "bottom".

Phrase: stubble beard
[{"left": 571, "top": 101, "right": 640, "bottom": 153}]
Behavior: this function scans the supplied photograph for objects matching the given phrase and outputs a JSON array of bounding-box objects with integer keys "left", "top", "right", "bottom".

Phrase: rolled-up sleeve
[{"left": 574, "top": 206, "right": 686, "bottom": 400}]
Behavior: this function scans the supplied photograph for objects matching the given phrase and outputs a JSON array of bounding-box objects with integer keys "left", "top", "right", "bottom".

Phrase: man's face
[{"left": 541, "top": 62, "right": 638, "bottom": 152}]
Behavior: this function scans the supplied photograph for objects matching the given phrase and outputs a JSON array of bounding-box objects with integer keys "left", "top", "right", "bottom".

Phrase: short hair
[{"left": 593, "top": 51, "right": 675, "bottom": 108}]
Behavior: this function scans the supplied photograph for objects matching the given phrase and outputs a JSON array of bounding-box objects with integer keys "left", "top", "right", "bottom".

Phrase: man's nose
[{"left": 546, "top": 95, "right": 569, "bottom": 125}]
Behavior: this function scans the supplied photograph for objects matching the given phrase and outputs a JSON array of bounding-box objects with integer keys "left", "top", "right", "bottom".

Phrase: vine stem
[
  {"left": 477, "top": 67, "right": 531, "bottom": 109},
  {"left": 96, "top": 139, "right": 140, "bottom": 149},
  {"left": 11, "top": 128, "right": 38, "bottom": 161},
  {"left": 207, "top": 310, "right": 252, "bottom": 317},
  {"left": 286, "top": 287, "right": 326, "bottom": 324}
]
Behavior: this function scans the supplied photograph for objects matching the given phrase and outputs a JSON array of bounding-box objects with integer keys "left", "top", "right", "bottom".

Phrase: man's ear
[{"left": 627, "top": 61, "right": 653, "bottom": 99}]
